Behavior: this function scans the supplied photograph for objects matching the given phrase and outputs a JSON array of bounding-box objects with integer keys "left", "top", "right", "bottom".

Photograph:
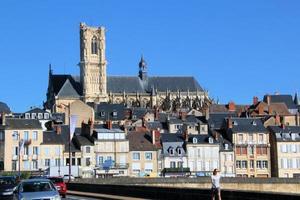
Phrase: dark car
[
  {"left": 48, "top": 177, "right": 67, "bottom": 198},
  {"left": 0, "top": 176, "right": 17, "bottom": 199}
]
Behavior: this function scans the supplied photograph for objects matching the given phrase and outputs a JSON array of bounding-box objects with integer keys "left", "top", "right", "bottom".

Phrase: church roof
[{"left": 50, "top": 74, "right": 203, "bottom": 98}]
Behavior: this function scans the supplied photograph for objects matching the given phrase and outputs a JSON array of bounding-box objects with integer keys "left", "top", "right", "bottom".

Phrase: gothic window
[{"left": 91, "top": 36, "right": 98, "bottom": 55}]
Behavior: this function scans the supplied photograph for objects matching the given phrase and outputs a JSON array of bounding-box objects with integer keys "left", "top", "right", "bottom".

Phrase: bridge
[{"left": 66, "top": 177, "right": 300, "bottom": 200}]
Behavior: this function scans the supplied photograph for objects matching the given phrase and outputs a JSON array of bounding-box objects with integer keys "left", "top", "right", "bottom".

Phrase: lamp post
[{"left": 13, "top": 132, "right": 22, "bottom": 180}]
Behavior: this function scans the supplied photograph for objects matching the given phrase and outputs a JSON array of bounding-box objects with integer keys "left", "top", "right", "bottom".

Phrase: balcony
[
  {"left": 12, "top": 155, "right": 18, "bottom": 160},
  {"left": 32, "top": 154, "right": 38, "bottom": 160},
  {"left": 23, "top": 155, "right": 28, "bottom": 160},
  {"left": 96, "top": 163, "right": 129, "bottom": 170}
]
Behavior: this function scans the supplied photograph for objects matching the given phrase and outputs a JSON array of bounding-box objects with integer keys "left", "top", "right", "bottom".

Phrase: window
[
  {"left": 281, "top": 144, "right": 287, "bottom": 153},
  {"left": 24, "top": 146, "right": 29, "bottom": 155},
  {"left": 258, "top": 134, "right": 264, "bottom": 144},
  {"left": 55, "top": 159, "right": 60, "bottom": 167},
  {"left": 23, "top": 161, "right": 29, "bottom": 170},
  {"left": 86, "top": 146, "right": 91, "bottom": 154},
  {"left": 86, "top": 158, "right": 91, "bottom": 166},
  {"left": 249, "top": 134, "right": 254, "bottom": 143},
  {"left": 224, "top": 144, "right": 229, "bottom": 150},
  {"left": 32, "top": 160, "right": 38, "bottom": 169},
  {"left": 12, "top": 131, "right": 18, "bottom": 141},
  {"left": 262, "top": 161, "right": 268, "bottom": 169},
  {"left": 98, "top": 156, "right": 104, "bottom": 165},
  {"left": 45, "top": 159, "right": 50, "bottom": 167},
  {"left": 133, "top": 153, "right": 140, "bottom": 160},
  {"left": 256, "top": 146, "right": 267, "bottom": 155},
  {"left": 169, "top": 148, "right": 174, "bottom": 155},
  {"left": 236, "top": 161, "right": 241, "bottom": 169},
  {"left": 177, "top": 161, "right": 183, "bottom": 168},
  {"left": 66, "top": 158, "right": 70, "bottom": 166},
  {"left": 177, "top": 148, "right": 183, "bottom": 155},
  {"left": 100, "top": 111, "right": 105, "bottom": 117},
  {"left": 238, "top": 134, "right": 243, "bottom": 144},
  {"left": 44, "top": 147, "right": 50, "bottom": 156},
  {"left": 249, "top": 146, "right": 254, "bottom": 155},
  {"left": 208, "top": 137, "right": 214, "bottom": 144},
  {"left": 112, "top": 111, "right": 117, "bottom": 117},
  {"left": 193, "top": 138, "right": 198, "bottom": 144},
  {"left": 12, "top": 161, "right": 17, "bottom": 171},
  {"left": 250, "top": 160, "right": 254, "bottom": 169},
  {"left": 25, "top": 113, "right": 30, "bottom": 119},
  {"left": 44, "top": 113, "right": 49, "bottom": 119},
  {"left": 72, "top": 158, "right": 76, "bottom": 166},
  {"left": 241, "top": 161, "right": 247, "bottom": 169},
  {"left": 31, "top": 113, "right": 36, "bottom": 119},
  {"left": 77, "top": 158, "right": 81, "bottom": 166},
  {"left": 0, "top": 131, "right": 4, "bottom": 141},
  {"left": 32, "top": 131, "right": 38, "bottom": 141},
  {"left": 55, "top": 147, "right": 60, "bottom": 156},
  {"left": 38, "top": 113, "right": 43, "bottom": 119},
  {"left": 170, "top": 161, "right": 176, "bottom": 168},
  {"left": 107, "top": 156, "right": 112, "bottom": 161},
  {"left": 33, "top": 147, "right": 38, "bottom": 155},
  {"left": 91, "top": 36, "right": 98, "bottom": 54},
  {"left": 24, "top": 131, "right": 29, "bottom": 140},
  {"left": 145, "top": 152, "right": 152, "bottom": 160},
  {"left": 14, "top": 146, "right": 19, "bottom": 156}
]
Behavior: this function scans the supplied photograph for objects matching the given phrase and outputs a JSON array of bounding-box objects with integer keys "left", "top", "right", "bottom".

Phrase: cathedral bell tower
[{"left": 79, "top": 22, "right": 108, "bottom": 103}]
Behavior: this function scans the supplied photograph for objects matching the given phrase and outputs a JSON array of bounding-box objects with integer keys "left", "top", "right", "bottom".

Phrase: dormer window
[
  {"left": 177, "top": 147, "right": 183, "bottom": 155},
  {"left": 193, "top": 137, "right": 198, "bottom": 144},
  {"left": 224, "top": 143, "right": 229, "bottom": 150},
  {"left": 91, "top": 36, "right": 98, "bottom": 55},
  {"left": 169, "top": 147, "right": 174, "bottom": 155},
  {"left": 38, "top": 113, "right": 43, "bottom": 119},
  {"left": 291, "top": 133, "right": 296, "bottom": 141},
  {"left": 209, "top": 137, "right": 214, "bottom": 144},
  {"left": 44, "top": 113, "right": 49, "bottom": 119},
  {"left": 112, "top": 111, "right": 117, "bottom": 117},
  {"left": 252, "top": 121, "right": 257, "bottom": 126},
  {"left": 233, "top": 121, "right": 238, "bottom": 126},
  {"left": 25, "top": 113, "right": 30, "bottom": 119},
  {"left": 100, "top": 111, "right": 105, "bottom": 117}
]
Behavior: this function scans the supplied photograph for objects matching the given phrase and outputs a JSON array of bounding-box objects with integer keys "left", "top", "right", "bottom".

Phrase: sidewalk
[{"left": 68, "top": 190, "right": 150, "bottom": 200}]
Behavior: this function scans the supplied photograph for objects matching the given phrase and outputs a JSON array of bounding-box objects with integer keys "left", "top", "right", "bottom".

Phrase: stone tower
[{"left": 79, "top": 22, "right": 108, "bottom": 103}]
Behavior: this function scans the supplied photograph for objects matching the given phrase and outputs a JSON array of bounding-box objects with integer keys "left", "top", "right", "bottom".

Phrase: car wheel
[{"left": 62, "top": 194, "right": 66, "bottom": 198}]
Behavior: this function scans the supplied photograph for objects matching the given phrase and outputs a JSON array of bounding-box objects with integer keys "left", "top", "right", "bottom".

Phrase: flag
[
  {"left": 19, "top": 139, "right": 25, "bottom": 154},
  {"left": 69, "top": 115, "right": 78, "bottom": 141}
]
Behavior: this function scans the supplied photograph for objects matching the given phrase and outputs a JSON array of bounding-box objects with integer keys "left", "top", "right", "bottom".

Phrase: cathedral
[{"left": 45, "top": 23, "right": 210, "bottom": 112}]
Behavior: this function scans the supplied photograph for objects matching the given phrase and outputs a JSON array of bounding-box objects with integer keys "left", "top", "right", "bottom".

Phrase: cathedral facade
[{"left": 45, "top": 23, "right": 210, "bottom": 112}]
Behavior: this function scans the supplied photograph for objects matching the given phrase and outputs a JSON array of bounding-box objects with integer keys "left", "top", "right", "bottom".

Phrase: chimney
[
  {"left": 213, "top": 131, "right": 219, "bottom": 141},
  {"left": 253, "top": 96, "right": 259, "bottom": 105},
  {"left": 154, "top": 108, "right": 159, "bottom": 121},
  {"left": 179, "top": 111, "right": 187, "bottom": 121},
  {"left": 152, "top": 130, "right": 161, "bottom": 146},
  {"left": 106, "top": 120, "right": 112, "bottom": 130},
  {"left": 227, "top": 118, "right": 233, "bottom": 129},
  {"left": 1, "top": 113, "right": 5, "bottom": 126},
  {"left": 268, "top": 106, "right": 273, "bottom": 115},
  {"left": 258, "top": 105, "right": 264, "bottom": 115},
  {"left": 267, "top": 95, "right": 271, "bottom": 105},
  {"left": 205, "top": 107, "right": 210, "bottom": 120},
  {"left": 182, "top": 130, "right": 189, "bottom": 142},
  {"left": 275, "top": 114, "right": 281, "bottom": 125},
  {"left": 228, "top": 101, "right": 236, "bottom": 112}
]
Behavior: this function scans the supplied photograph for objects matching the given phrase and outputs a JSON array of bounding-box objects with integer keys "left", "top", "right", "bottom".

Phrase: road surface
[{"left": 65, "top": 195, "right": 102, "bottom": 200}]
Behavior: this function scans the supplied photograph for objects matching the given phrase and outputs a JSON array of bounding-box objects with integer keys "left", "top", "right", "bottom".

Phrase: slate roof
[
  {"left": 25, "top": 108, "right": 48, "bottom": 114},
  {"left": 5, "top": 119, "right": 42, "bottom": 130},
  {"left": 41, "top": 131, "right": 64, "bottom": 144},
  {"left": 50, "top": 75, "right": 82, "bottom": 96},
  {"left": 131, "top": 108, "right": 149, "bottom": 120},
  {"left": 147, "top": 121, "right": 163, "bottom": 130},
  {"left": 229, "top": 118, "right": 267, "bottom": 133},
  {"left": 50, "top": 75, "right": 203, "bottom": 97},
  {"left": 60, "top": 125, "right": 81, "bottom": 152},
  {"left": 161, "top": 133, "right": 186, "bottom": 156},
  {"left": 208, "top": 113, "right": 237, "bottom": 130},
  {"left": 0, "top": 102, "right": 11, "bottom": 114},
  {"left": 73, "top": 135, "right": 94, "bottom": 146},
  {"left": 269, "top": 126, "right": 300, "bottom": 142},
  {"left": 95, "top": 103, "right": 126, "bottom": 121},
  {"left": 263, "top": 95, "right": 298, "bottom": 110},
  {"left": 187, "top": 135, "right": 217, "bottom": 144},
  {"left": 128, "top": 132, "right": 157, "bottom": 151}
]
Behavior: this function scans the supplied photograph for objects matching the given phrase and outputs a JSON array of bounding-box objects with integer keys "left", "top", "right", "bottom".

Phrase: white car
[{"left": 63, "top": 175, "right": 75, "bottom": 182}]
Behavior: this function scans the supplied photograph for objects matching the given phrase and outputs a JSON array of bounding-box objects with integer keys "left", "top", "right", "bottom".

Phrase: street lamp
[{"left": 13, "top": 132, "right": 23, "bottom": 180}]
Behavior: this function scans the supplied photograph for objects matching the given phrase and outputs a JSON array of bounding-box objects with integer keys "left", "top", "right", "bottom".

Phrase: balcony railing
[
  {"left": 32, "top": 154, "right": 38, "bottom": 160},
  {"left": 96, "top": 163, "right": 129, "bottom": 170}
]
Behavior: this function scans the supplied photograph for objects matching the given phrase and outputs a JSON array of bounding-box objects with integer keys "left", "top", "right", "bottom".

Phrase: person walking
[{"left": 211, "top": 169, "right": 221, "bottom": 200}]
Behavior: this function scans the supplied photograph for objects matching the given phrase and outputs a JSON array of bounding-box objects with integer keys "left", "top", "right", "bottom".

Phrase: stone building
[{"left": 45, "top": 23, "right": 210, "bottom": 113}]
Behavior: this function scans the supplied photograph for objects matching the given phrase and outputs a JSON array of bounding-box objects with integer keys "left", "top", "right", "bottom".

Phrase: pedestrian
[{"left": 211, "top": 168, "right": 221, "bottom": 200}]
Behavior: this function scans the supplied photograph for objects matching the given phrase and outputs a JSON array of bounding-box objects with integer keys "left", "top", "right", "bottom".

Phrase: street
[{"left": 65, "top": 195, "right": 102, "bottom": 200}]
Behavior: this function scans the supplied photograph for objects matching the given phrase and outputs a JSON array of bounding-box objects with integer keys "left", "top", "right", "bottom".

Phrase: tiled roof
[{"left": 128, "top": 132, "right": 156, "bottom": 151}]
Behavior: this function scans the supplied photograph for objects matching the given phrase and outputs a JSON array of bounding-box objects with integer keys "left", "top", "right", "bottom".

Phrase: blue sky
[{"left": 0, "top": 0, "right": 299, "bottom": 112}]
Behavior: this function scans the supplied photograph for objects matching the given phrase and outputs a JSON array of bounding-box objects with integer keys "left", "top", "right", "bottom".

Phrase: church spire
[
  {"left": 138, "top": 55, "right": 147, "bottom": 81},
  {"left": 294, "top": 92, "right": 299, "bottom": 105}
]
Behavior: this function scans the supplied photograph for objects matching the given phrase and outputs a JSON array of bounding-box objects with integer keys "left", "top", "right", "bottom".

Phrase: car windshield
[
  {"left": 22, "top": 181, "right": 54, "bottom": 192},
  {"left": 0, "top": 177, "right": 15, "bottom": 185},
  {"left": 48, "top": 177, "right": 64, "bottom": 183}
]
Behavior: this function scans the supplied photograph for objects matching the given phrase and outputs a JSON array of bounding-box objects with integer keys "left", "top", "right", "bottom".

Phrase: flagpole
[{"left": 68, "top": 102, "right": 71, "bottom": 183}]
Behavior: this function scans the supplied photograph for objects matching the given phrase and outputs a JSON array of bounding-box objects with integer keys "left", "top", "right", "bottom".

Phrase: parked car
[
  {"left": 63, "top": 174, "right": 75, "bottom": 182},
  {"left": 0, "top": 176, "right": 17, "bottom": 199},
  {"left": 48, "top": 177, "right": 67, "bottom": 198},
  {"left": 13, "top": 179, "right": 61, "bottom": 200}
]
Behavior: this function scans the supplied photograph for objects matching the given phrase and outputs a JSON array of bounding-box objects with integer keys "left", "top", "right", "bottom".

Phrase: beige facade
[
  {"left": 40, "top": 144, "right": 64, "bottom": 172},
  {"left": 3, "top": 120, "right": 43, "bottom": 172},
  {"left": 233, "top": 132, "right": 271, "bottom": 177},
  {"left": 129, "top": 151, "right": 158, "bottom": 177}
]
